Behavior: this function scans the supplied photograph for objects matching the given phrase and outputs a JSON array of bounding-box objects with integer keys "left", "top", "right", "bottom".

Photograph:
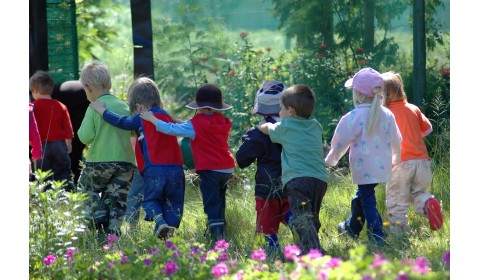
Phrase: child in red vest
[
  {"left": 90, "top": 77, "right": 185, "bottom": 240},
  {"left": 141, "top": 84, "right": 235, "bottom": 243}
]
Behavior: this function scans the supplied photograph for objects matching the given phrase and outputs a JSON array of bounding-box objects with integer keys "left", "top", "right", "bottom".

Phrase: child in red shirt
[{"left": 30, "top": 71, "right": 74, "bottom": 191}]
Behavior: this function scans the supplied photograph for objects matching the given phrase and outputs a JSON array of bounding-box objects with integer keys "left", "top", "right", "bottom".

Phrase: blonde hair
[
  {"left": 29, "top": 70, "right": 54, "bottom": 95},
  {"left": 80, "top": 61, "right": 112, "bottom": 93},
  {"left": 127, "top": 77, "right": 163, "bottom": 112},
  {"left": 382, "top": 71, "right": 407, "bottom": 105},
  {"left": 353, "top": 87, "right": 383, "bottom": 134}
]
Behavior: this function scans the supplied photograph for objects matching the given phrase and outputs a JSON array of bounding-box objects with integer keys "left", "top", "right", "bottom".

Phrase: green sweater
[{"left": 78, "top": 94, "right": 135, "bottom": 164}]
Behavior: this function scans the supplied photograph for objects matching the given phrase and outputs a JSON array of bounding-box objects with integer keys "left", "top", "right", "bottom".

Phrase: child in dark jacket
[
  {"left": 236, "top": 81, "right": 293, "bottom": 255},
  {"left": 90, "top": 77, "right": 185, "bottom": 240}
]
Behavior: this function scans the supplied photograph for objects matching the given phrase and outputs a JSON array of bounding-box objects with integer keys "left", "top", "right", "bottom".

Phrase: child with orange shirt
[{"left": 381, "top": 71, "right": 443, "bottom": 236}]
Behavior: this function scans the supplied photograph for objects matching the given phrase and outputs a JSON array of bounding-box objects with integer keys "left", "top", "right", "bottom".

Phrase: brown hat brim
[{"left": 185, "top": 100, "right": 233, "bottom": 111}]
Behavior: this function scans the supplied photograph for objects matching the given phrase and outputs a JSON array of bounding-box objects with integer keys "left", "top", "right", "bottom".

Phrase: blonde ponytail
[{"left": 366, "top": 87, "right": 383, "bottom": 134}]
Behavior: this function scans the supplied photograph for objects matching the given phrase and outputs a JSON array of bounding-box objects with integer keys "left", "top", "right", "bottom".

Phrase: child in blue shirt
[{"left": 90, "top": 77, "right": 185, "bottom": 240}]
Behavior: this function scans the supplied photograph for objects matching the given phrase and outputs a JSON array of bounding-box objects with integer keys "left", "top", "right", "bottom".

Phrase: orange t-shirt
[{"left": 387, "top": 100, "right": 432, "bottom": 161}]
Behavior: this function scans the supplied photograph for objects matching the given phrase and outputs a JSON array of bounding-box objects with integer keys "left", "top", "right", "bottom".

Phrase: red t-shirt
[{"left": 32, "top": 98, "right": 74, "bottom": 142}]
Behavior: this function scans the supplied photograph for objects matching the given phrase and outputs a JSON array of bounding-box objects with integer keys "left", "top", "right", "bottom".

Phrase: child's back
[
  {"left": 236, "top": 81, "right": 291, "bottom": 255},
  {"left": 77, "top": 61, "right": 135, "bottom": 237},
  {"left": 381, "top": 71, "right": 443, "bottom": 234},
  {"left": 29, "top": 70, "right": 75, "bottom": 191}
]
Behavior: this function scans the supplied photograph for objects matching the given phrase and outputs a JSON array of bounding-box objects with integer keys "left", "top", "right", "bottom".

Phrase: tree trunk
[
  {"left": 130, "top": 0, "right": 155, "bottom": 79},
  {"left": 320, "top": 0, "right": 335, "bottom": 48},
  {"left": 413, "top": 0, "right": 426, "bottom": 108},
  {"left": 363, "top": 0, "right": 375, "bottom": 51}
]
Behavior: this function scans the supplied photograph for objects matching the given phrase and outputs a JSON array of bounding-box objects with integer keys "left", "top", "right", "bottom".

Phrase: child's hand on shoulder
[
  {"left": 90, "top": 101, "right": 106, "bottom": 114},
  {"left": 140, "top": 111, "right": 157, "bottom": 123}
]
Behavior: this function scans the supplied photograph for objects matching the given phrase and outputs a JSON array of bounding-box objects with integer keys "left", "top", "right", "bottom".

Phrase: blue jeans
[
  {"left": 198, "top": 170, "right": 232, "bottom": 228},
  {"left": 344, "top": 184, "right": 386, "bottom": 241},
  {"left": 125, "top": 168, "right": 144, "bottom": 224},
  {"left": 142, "top": 166, "right": 185, "bottom": 228}
]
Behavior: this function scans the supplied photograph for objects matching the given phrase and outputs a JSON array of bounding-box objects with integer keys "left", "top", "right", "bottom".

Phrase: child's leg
[
  {"left": 162, "top": 168, "right": 186, "bottom": 229},
  {"left": 49, "top": 140, "right": 75, "bottom": 191},
  {"left": 286, "top": 177, "right": 327, "bottom": 254},
  {"left": 103, "top": 163, "right": 135, "bottom": 235},
  {"left": 358, "top": 184, "right": 385, "bottom": 242},
  {"left": 198, "top": 171, "right": 231, "bottom": 242},
  {"left": 256, "top": 197, "right": 283, "bottom": 253},
  {"left": 410, "top": 160, "right": 435, "bottom": 213},
  {"left": 410, "top": 159, "right": 443, "bottom": 230},
  {"left": 386, "top": 161, "right": 414, "bottom": 235},
  {"left": 125, "top": 168, "right": 145, "bottom": 227},
  {"left": 341, "top": 188, "right": 365, "bottom": 238},
  {"left": 78, "top": 163, "right": 116, "bottom": 232}
]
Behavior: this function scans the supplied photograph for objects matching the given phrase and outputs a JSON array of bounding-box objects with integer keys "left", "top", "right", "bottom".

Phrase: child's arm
[
  {"left": 90, "top": 101, "right": 107, "bottom": 115},
  {"left": 65, "top": 138, "right": 72, "bottom": 154},
  {"left": 140, "top": 111, "right": 195, "bottom": 138},
  {"left": 90, "top": 101, "right": 140, "bottom": 131},
  {"left": 235, "top": 129, "right": 263, "bottom": 169},
  {"left": 324, "top": 117, "right": 351, "bottom": 166},
  {"left": 257, "top": 123, "right": 272, "bottom": 135}
]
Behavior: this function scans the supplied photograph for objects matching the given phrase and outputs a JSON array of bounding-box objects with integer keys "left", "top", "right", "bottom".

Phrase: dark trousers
[
  {"left": 285, "top": 177, "right": 328, "bottom": 254},
  {"left": 198, "top": 170, "right": 232, "bottom": 230},
  {"left": 37, "top": 140, "right": 74, "bottom": 191}
]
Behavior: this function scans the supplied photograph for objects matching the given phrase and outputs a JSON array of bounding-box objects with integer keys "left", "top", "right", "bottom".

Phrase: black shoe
[{"left": 338, "top": 222, "right": 358, "bottom": 239}]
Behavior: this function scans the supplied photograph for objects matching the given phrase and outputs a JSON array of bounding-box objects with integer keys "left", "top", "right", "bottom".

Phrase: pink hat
[{"left": 344, "top": 67, "right": 383, "bottom": 97}]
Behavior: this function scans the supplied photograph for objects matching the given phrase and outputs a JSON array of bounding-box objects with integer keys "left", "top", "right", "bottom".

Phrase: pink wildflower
[
  {"left": 121, "top": 255, "right": 129, "bottom": 264},
  {"left": 217, "top": 252, "right": 229, "bottom": 262},
  {"left": 43, "top": 254, "right": 56, "bottom": 266},
  {"left": 306, "top": 249, "right": 323, "bottom": 260},
  {"left": 442, "top": 251, "right": 450, "bottom": 267},
  {"left": 251, "top": 249, "right": 267, "bottom": 262},
  {"left": 66, "top": 248, "right": 76, "bottom": 263},
  {"left": 396, "top": 273, "right": 409, "bottom": 280},
  {"left": 413, "top": 257, "right": 430, "bottom": 274},
  {"left": 144, "top": 258, "right": 152, "bottom": 266},
  {"left": 370, "top": 253, "right": 387, "bottom": 269},
  {"left": 324, "top": 257, "right": 342, "bottom": 269},
  {"left": 284, "top": 245, "right": 301, "bottom": 260},
  {"left": 107, "top": 234, "right": 119, "bottom": 245},
  {"left": 164, "top": 260, "right": 179, "bottom": 275},
  {"left": 240, "top": 32, "right": 249, "bottom": 38},
  {"left": 318, "top": 270, "right": 329, "bottom": 279},
  {"left": 235, "top": 271, "right": 244, "bottom": 280},
  {"left": 149, "top": 247, "right": 160, "bottom": 255},
  {"left": 107, "top": 262, "right": 115, "bottom": 269},
  {"left": 212, "top": 262, "right": 229, "bottom": 278},
  {"left": 165, "top": 240, "right": 176, "bottom": 249},
  {"left": 215, "top": 240, "right": 229, "bottom": 252}
]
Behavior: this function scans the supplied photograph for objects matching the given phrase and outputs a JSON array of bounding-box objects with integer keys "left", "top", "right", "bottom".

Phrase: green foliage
[{"left": 29, "top": 170, "right": 88, "bottom": 277}]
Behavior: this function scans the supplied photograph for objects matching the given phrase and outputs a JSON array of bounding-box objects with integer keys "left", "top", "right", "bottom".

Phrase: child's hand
[
  {"left": 140, "top": 111, "right": 157, "bottom": 123},
  {"left": 90, "top": 101, "right": 106, "bottom": 114}
]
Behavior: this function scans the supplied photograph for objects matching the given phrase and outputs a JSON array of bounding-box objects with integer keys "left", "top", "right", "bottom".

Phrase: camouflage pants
[{"left": 78, "top": 162, "right": 135, "bottom": 234}]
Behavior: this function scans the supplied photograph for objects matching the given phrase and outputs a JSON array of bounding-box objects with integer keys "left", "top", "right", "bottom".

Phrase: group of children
[{"left": 29, "top": 61, "right": 444, "bottom": 255}]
